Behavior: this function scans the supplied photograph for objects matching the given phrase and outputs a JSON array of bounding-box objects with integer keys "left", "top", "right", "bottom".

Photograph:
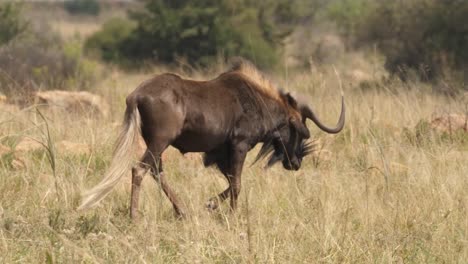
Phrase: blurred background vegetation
[{"left": 0, "top": 0, "right": 467, "bottom": 96}]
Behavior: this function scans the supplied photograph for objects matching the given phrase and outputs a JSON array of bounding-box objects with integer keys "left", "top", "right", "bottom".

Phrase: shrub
[
  {"left": 85, "top": 0, "right": 281, "bottom": 68},
  {"left": 84, "top": 17, "right": 136, "bottom": 63},
  {"left": 63, "top": 0, "right": 100, "bottom": 16},
  {"left": 0, "top": 3, "right": 27, "bottom": 45},
  {"left": 326, "top": 0, "right": 373, "bottom": 44},
  {"left": 330, "top": 0, "right": 468, "bottom": 85},
  {"left": 0, "top": 21, "right": 98, "bottom": 101}
]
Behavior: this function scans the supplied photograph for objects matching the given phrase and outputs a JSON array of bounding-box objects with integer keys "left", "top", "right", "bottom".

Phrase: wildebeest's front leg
[
  {"left": 206, "top": 185, "right": 231, "bottom": 211},
  {"left": 205, "top": 143, "right": 248, "bottom": 211},
  {"left": 228, "top": 142, "right": 248, "bottom": 211}
]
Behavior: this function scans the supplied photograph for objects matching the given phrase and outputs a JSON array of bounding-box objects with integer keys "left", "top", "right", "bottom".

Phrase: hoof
[{"left": 205, "top": 198, "right": 219, "bottom": 211}]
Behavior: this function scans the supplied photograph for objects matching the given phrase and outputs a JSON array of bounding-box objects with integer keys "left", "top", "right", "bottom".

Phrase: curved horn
[{"left": 300, "top": 96, "right": 345, "bottom": 134}]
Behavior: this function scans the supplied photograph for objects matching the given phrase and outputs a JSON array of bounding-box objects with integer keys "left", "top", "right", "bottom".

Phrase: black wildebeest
[{"left": 78, "top": 60, "right": 345, "bottom": 218}]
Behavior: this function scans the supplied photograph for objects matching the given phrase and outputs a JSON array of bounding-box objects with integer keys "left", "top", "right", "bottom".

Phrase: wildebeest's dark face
[
  {"left": 254, "top": 118, "right": 313, "bottom": 171},
  {"left": 274, "top": 120, "right": 313, "bottom": 170}
]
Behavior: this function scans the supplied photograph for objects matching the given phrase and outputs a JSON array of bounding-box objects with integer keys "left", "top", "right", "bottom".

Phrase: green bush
[
  {"left": 0, "top": 3, "right": 27, "bottom": 45},
  {"left": 84, "top": 17, "right": 136, "bottom": 63},
  {"left": 330, "top": 0, "right": 468, "bottom": 84},
  {"left": 326, "top": 0, "right": 373, "bottom": 43},
  {"left": 85, "top": 0, "right": 282, "bottom": 68},
  {"left": 64, "top": 0, "right": 100, "bottom": 16},
  {"left": 0, "top": 21, "right": 98, "bottom": 101}
]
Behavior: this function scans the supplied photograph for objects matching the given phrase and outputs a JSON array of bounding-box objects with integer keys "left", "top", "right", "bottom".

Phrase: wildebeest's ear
[
  {"left": 286, "top": 93, "right": 298, "bottom": 109},
  {"left": 290, "top": 117, "right": 310, "bottom": 139}
]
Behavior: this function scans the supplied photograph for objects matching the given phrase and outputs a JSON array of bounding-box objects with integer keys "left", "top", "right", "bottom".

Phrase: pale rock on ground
[
  {"left": 430, "top": 113, "right": 468, "bottom": 133},
  {"left": 0, "top": 143, "right": 26, "bottom": 170},
  {"left": 346, "top": 69, "right": 373, "bottom": 84},
  {"left": 2, "top": 138, "right": 92, "bottom": 170},
  {"left": 15, "top": 137, "right": 44, "bottom": 152},
  {"left": 0, "top": 93, "right": 20, "bottom": 113},
  {"left": 0, "top": 103, "right": 20, "bottom": 113},
  {"left": 8, "top": 137, "right": 45, "bottom": 170},
  {"left": 0, "top": 144, "right": 11, "bottom": 156},
  {"left": 11, "top": 158, "right": 26, "bottom": 170},
  {"left": 56, "top": 140, "right": 91, "bottom": 156},
  {"left": 15, "top": 138, "right": 92, "bottom": 156},
  {"left": 35, "top": 90, "right": 109, "bottom": 117}
]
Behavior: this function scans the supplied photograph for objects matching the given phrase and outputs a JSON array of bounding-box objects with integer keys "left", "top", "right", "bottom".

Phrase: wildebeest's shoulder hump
[
  {"left": 159, "top": 72, "right": 182, "bottom": 79},
  {"left": 226, "top": 60, "right": 282, "bottom": 102},
  {"left": 135, "top": 73, "right": 181, "bottom": 87}
]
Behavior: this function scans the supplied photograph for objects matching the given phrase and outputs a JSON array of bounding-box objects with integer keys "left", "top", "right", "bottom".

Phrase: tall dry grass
[{"left": 0, "top": 66, "right": 467, "bottom": 263}]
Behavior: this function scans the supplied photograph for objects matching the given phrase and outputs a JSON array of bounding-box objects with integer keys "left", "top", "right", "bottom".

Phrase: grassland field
[{"left": 0, "top": 11, "right": 467, "bottom": 264}]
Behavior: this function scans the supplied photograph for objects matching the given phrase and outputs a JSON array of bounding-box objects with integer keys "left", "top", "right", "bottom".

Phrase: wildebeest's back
[
  {"left": 132, "top": 73, "right": 247, "bottom": 153},
  {"left": 128, "top": 72, "right": 281, "bottom": 153}
]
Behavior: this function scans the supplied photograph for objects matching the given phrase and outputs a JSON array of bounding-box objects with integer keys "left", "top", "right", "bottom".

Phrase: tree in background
[
  {"left": 64, "top": 0, "right": 100, "bottom": 16},
  {"left": 0, "top": 3, "right": 98, "bottom": 99},
  {"left": 330, "top": 0, "right": 468, "bottom": 84},
  {"left": 0, "top": 3, "right": 27, "bottom": 45},
  {"left": 85, "top": 0, "right": 295, "bottom": 68},
  {"left": 121, "top": 0, "right": 243, "bottom": 65},
  {"left": 84, "top": 0, "right": 468, "bottom": 87},
  {"left": 360, "top": 0, "right": 468, "bottom": 82}
]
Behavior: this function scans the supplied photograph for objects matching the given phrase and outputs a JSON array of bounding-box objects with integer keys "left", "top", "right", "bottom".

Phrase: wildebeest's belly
[{"left": 171, "top": 130, "right": 227, "bottom": 153}]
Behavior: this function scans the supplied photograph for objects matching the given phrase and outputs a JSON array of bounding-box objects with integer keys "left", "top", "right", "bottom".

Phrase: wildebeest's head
[
  {"left": 255, "top": 90, "right": 345, "bottom": 170},
  {"left": 231, "top": 58, "right": 345, "bottom": 171},
  {"left": 254, "top": 92, "right": 314, "bottom": 170}
]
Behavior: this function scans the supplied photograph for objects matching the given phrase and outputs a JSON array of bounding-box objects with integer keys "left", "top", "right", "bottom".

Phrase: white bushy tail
[{"left": 78, "top": 106, "right": 141, "bottom": 210}]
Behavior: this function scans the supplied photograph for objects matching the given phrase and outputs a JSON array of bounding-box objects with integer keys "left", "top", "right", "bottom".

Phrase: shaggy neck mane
[{"left": 229, "top": 60, "right": 282, "bottom": 103}]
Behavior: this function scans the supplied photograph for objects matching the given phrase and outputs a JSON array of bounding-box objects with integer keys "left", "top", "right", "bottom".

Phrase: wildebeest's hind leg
[
  {"left": 147, "top": 150, "right": 186, "bottom": 218},
  {"left": 130, "top": 151, "right": 151, "bottom": 219},
  {"left": 131, "top": 144, "right": 185, "bottom": 218},
  {"left": 136, "top": 95, "right": 185, "bottom": 217}
]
